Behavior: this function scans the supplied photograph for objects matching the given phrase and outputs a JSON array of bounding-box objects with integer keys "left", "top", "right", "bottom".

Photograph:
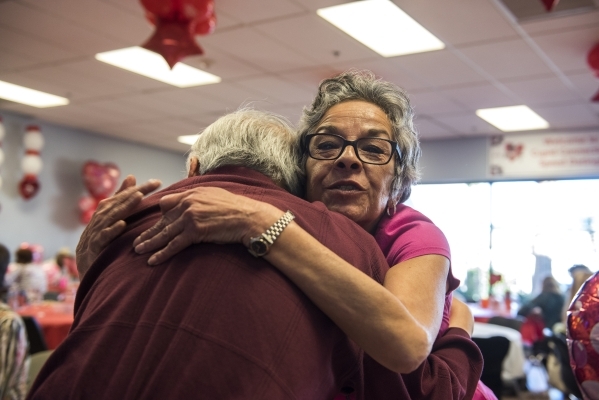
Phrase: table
[
  {"left": 472, "top": 322, "right": 526, "bottom": 382},
  {"left": 17, "top": 302, "right": 74, "bottom": 349},
  {"left": 468, "top": 302, "right": 518, "bottom": 323}
]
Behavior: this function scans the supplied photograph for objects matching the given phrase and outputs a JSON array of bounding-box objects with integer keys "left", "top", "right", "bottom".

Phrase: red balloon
[
  {"left": 195, "top": 13, "right": 216, "bottom": 35},
  {"left": 19, "top": 174, "right": 40, "bottom": 200},
  {"left": 142, "top": 19, "right": 203, "bottom": 68},
  {"left": 567, "top": 271, "right": 599, "bottom": 400},
  {"left": 82, "top": 161, "right": 120, "bottom": 200},
  {"left": 139, "top": 0, "right": 215, "bottom": 67},
  {"left": 588, "top": 43, "right": 599, "bottom": 77}
]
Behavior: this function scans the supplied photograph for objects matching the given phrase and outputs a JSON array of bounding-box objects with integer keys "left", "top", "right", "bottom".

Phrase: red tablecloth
[{"left": 17, "top": 302, "right": 74, "bottom": 349}]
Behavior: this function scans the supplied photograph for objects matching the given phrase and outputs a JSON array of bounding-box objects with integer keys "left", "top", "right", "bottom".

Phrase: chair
[
  {"left": 472, "top": 336, "right": 511, "bottom": 400},
  {"left": 27, "top": 350, "right": 53, "bottom": 392},
  {"left": 532, "top": 334, "right": 582, "bottom": 399},
  {"left": 21, "top": 316, "right": 48, "bottom": 355}
]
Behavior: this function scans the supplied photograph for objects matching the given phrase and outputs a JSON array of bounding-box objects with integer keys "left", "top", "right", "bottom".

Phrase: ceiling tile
[
  {"left": 278, "top": 66, "right": 338, "bottom": 92},
  {"left": 458, "top": 38, "right": 554, "bottom": 80},
  {"left": 20, "top": 0, "right": 150, "bottom": 44},
  {"left": 215, "top": 0, "right": 304, "bottom": 24},
  {"left": 254, "top": 14, "right": 378, "bottom": 65},
  {"left": 0, "top": 26, "right": 76, "bottom": 63},
  {"left": 521, "top": 9, "right": 599, "bottom": 35},
  {"left": 0, "top": 1, "right": 125, "bottom": 55},
  {"left": 532, "top": 24, "right": 599, "bottom": 73},
  {"left": 534, "top": 103, "right": 599, "bottom": 130},
  {"left": 183, "top": 45, "right": 263, "bottom": 80},
  {"left": 235, "top": 75, "right": 316, "bottom": 105},
  {"left": 500, "top": 75, "right": 583, "bottom": 106},
  {"left": 200, "top": 27, "right": 319, "bottom": 72},
  {"left": 413, "top": 117, "right": 457, "bottom": 140},
  {"left": 388, "top": 49, "right": 488, "bottom": 88},
  {"left": 0, "top": 49, "right": 37, "bottom": 72},
  {"left": 438, "top": 83, "right": 519, "bottom": 110},
  {"left": 409, "top": 91, "right": 468, "bottom": 116},
  {"left": 564, "top": 71, "right": 599, "bottom": 100},
  {"left": 394, "top": 0, "right": 519, "bottom": 46},
  {"left": 432, "top": 112, "right": 503, "bottom": 136}
]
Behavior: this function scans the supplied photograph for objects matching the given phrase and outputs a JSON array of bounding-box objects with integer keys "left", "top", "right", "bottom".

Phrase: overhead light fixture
[
  {"left": 177, "top": 134, "right": 200, "bottom": 145},
  {"left": 317, "top": 0, "right": 445, "bottom": 57},
  {"left": 476, "top": 105, "right": 549, "bottom": 132},
  {"left": 95, "top": 47, "right": 221, "bottom": 88},
  {"left": 0, "top": 80, "right": 69, "bottom": 108}
]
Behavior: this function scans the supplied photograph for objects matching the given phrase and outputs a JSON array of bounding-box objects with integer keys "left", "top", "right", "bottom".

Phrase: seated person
[
  {"left": 5, "top": 247, "right": 47, "bottom": 305},
  {"left": 0, "top": 244, "right": 29, "bottom": 399},
  {"left": 518, "top": 276, "right": 564, "bottom": 331}
]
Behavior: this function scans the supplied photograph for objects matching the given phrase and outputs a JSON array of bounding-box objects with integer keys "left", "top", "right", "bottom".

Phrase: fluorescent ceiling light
[
  {"left": 317, "top": 0, "right": 445, "bottom": 57},
  {"left": 0, "top": 80, "right": 69, "bottom": 108},
  {"left": 177, "top": 134, "right": 200, "bottom": 145},
  {"left": 476, "top": 105, "right": 549, "bottom": 132},
  {"left": 95, "top": 47, "right": 221, "bottom": 88}
]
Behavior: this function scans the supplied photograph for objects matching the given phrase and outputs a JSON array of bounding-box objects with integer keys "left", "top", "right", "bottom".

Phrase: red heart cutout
[{"left": 82, "top": 161, "right": 120, "bottom": 200}]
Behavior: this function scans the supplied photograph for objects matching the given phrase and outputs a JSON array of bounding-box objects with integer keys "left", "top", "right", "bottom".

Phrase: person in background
[
  {"left": 43, "top": 249, "right": 79, "bottom": 296},
  {"left": 5, "top": 248, "right": 47, "bottom": 305},
  {"left": 0, "top": 244, "right": 29, "bottom": 400},
  {"left": 518, "top": 276, "right": 565, "bottom": 331}
]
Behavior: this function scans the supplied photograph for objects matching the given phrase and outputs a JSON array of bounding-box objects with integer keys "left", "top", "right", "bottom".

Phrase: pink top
[{"left": 374, "top": 204, "right": 459, "bottom": 337}]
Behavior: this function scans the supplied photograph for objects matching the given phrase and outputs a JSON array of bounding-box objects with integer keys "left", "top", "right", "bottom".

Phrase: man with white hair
[{"left": 27, "top": 109, "right": 389, "bottom": 400}]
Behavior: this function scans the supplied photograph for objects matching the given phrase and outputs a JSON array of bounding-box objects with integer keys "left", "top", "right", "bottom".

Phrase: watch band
[{"left": 248, "top": 210, "right": 295, "bottom": 257}]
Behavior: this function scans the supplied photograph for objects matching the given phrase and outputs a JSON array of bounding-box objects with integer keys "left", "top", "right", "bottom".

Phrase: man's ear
[{"left": 188, "top": 157, "right": 201, "bottom": 177}]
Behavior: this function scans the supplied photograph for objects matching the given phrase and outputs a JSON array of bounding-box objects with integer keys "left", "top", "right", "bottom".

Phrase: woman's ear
[{"left": 188, "top": 157, "right": 201, "bottom": 177}]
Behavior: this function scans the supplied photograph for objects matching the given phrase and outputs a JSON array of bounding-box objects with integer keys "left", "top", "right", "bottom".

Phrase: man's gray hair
[
  {"left": 298, "top": 69, "right": 421, "bottom": 204},
  {"left": 187, "top": 109, "right": 304, "bottom": 195}
]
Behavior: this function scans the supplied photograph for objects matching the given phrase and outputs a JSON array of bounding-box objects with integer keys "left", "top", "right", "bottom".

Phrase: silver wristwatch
[{"left": 248, "top": 210, "right": 295, "bottom": 257}]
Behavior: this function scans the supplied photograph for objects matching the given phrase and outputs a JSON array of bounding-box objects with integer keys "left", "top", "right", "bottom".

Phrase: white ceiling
[{"left": 0, "top": 0, "right": 598, "bottom": 152}]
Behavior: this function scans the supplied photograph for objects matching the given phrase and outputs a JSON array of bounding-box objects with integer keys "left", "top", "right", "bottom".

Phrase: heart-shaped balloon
[
  {"left": 567, "top": 271, "right": 599, "bottom": 400},
  {"left": 19, "top": 174, "right": 40, "bottom": 200},
  {"left": 82, "top": 161, "right": 120, "bottom": 200}
]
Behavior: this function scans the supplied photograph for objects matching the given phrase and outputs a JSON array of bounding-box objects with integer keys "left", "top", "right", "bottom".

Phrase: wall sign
[{"left": 488, "top": 132, "right": 599, "bottom": 179}]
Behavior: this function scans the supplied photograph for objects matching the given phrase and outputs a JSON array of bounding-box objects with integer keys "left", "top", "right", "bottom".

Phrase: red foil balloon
[
  {"left": 588, "top": 43, "right": 599, "bottom": 77},
  {"left": 567, "top": 271, "right": 599, "bottom": 400},
  {"left": 140, "top": 0, "right": 216, "bottom": 68},
  {"left": 540, "top": 0, "right": 560, "bottom": 12}
]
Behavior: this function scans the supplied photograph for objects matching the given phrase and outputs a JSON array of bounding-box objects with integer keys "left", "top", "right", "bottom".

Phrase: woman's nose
[{"left": 335, "top": 144, "right": 362, "bottom": 170}]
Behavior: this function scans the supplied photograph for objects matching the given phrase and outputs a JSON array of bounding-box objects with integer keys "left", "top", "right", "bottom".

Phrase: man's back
[{"left": 28, "top": 167, "right": 388, "bottom": 400}]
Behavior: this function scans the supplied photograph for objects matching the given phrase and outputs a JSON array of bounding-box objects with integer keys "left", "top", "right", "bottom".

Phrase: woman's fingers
[
  {"left": 147, "top": 235, "right": 191, "bottom": 265},
  {"left": 134, "top": 215, "right": 185, "bottom": 253},
  {"left": 116, "top": 175, "right": 136, "bottom": 194}
]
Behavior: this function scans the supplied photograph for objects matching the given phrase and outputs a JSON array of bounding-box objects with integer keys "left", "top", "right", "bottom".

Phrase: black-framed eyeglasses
[{"left": 304, "top": 133, "right": 401, "bottom": 165}]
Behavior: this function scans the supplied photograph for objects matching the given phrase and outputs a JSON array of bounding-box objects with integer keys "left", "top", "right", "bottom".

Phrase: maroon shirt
[{"left": 27, "top": 167, "right": 388, "bottom": 400}]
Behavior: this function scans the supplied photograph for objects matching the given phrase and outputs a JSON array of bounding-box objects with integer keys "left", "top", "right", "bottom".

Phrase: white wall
[{"left": 0, "top": 111, "right": 186, "bottom": 261}]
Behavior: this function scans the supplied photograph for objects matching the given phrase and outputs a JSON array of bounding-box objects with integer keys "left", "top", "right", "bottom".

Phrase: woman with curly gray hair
[{"left": 79, "top": 70, "right": 486, "bottom": 399}]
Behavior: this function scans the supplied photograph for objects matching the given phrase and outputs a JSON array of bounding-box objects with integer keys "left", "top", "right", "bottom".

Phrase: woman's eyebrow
[{"left": 314, "top": 125, "right": 338, "bottom": 134}]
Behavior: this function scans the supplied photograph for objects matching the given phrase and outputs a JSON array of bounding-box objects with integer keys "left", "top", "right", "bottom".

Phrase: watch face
[{"left": 250, "top": 238, "right": 268, "bottom": 256}]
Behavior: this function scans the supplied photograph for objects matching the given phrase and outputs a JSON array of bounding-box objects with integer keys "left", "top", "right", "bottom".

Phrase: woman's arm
[{"left": 134, "top": 187, "right": 449, "bottom": 373}]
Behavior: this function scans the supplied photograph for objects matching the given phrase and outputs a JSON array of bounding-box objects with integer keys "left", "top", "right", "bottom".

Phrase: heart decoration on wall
[{"left": 78, "top": 161, "right": 120, "bottom": 224}]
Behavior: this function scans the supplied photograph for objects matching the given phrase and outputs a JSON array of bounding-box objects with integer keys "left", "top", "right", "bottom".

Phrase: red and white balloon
[
  {"left": 140, "top": 0, "right": 216, "bottom": 68},
  {"left": 78, "top": 161, "right": 120, "bottom": 224},
  {"left": 19, "top": 125, "right": 44, "bottom": 200},
  {"left": 567, "top": 271, "right": 599, "bottom": 400}
]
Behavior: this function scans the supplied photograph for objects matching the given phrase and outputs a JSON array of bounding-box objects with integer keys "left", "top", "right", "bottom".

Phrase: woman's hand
[
  {"left": 448, "top": 297, "right": 474, "bottom": 336},
  {"left": 76, "top": 176, "right": 161, "bottom": 278},
  {"left": 133, "top": 187, "right": 282, "bottom": 265}
]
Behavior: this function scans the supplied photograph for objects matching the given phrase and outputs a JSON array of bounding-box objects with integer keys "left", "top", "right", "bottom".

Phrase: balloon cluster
[
  {"left": 140, "top": 0, "right": 216, "bottom": 68},
  {"left": 19, "top": 125, "right": 44, "bottom": 200},
  {"left": 588, "top": 43, "right": 599, "bottom": 102},
  {"left": 567, "top": 271, "right": 599, "bottom": 399},
  {"left": 78, "top": 161, "right": 120, "bottom": 224}
]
